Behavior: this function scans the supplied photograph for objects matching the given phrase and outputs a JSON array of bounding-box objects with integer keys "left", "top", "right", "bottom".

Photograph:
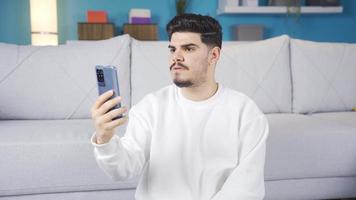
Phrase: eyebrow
[{"left": 168, "top": 43, "right": 199, "bottom": 49}]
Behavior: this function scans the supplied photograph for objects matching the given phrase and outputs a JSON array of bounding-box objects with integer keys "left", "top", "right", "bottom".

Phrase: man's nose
[{"left": 172, "top": 50, "right": 184, "bottom": 63}]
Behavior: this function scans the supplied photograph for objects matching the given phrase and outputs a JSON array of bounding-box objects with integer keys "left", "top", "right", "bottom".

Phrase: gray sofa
[{"left": 0, "top": 34, "right": 355, "bottom": 200}]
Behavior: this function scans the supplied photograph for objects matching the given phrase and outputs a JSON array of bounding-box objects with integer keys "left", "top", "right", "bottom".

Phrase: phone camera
[{"left": 96, "top": 69, "right": 105, "bottom": 82}]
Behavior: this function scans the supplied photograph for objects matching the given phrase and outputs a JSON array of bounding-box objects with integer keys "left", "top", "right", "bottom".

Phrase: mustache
[{"left": 170, "top": 62, "right": 189, "bottom": 70}]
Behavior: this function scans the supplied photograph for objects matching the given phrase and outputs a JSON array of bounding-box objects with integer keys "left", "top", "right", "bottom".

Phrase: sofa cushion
[
  {"left": 216, "top": 35, "right": 291, "bottom": 113},
  {"left": 0, "top": 190, "right": 136, "bottom": 200},
  {"left": 309, "top": 111, "right": 356, "bottom": 127},
  {"left": 265, "top": 177, "right": 356, "bottom": 200},
  {"left": 0, "top": 120, "right": 137, "bottom": 197},
  {"left": 265, "top": 113, "right": 356, "bottom": 181},
  {"left": 291, "top": 38, "right": 356, "bottom": 114},
  {"left": 131, "top": 39, "right": 171, "bottom": 105},
  {"left": 0, "top": 35, "right": 131, "bottom": 120}
]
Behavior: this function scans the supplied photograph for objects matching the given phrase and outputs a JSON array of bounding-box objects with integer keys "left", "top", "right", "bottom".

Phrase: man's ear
[{"left": 209, "top": 46, "right": 221, "bottom": 66}]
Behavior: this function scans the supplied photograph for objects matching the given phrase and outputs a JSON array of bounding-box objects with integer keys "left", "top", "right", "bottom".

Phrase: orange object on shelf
[{"left": 87, "top": 10, "right": 108, "bottom": 23}]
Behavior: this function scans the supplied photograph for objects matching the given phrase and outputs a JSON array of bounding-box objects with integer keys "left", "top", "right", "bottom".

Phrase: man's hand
[{"left": 91, "top": 90, "right": 128, "bottom": 144}]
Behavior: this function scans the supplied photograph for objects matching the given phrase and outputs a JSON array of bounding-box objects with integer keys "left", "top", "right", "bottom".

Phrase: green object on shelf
[
  {"left": 176, "top": 0, "right": 190, "bottom": 16},
  {"left": 269, "top": 0, "right": 302, "bottom": 16}
]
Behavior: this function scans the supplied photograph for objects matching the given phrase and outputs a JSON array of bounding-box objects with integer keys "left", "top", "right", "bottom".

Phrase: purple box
[{"left": 131, "top": 17, "right": 151, "bottom": 24}]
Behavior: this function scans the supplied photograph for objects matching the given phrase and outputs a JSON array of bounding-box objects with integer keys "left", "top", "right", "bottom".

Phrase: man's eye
[
  {"left": 169, "top": 48, "right": 175, "bottom": 53},
  {"left": 184, "top": 47, "right": 194, "bottom": 52}
]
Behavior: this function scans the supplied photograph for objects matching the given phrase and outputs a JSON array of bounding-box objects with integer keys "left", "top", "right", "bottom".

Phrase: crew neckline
[{"left": 175, "top": 83, "right": 224, "bottom": 108}]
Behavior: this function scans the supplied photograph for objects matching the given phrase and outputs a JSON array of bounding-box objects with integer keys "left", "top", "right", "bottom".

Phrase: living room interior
[{"left": 0, "top": 0, "right": 355, "bottom": 199}]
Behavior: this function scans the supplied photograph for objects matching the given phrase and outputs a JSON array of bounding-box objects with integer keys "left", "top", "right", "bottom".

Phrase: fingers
[
  {"left": 99, "top": 96, "right": 122, "bottom": 116},
  {"left": 94, "top": 106, "right": 127, "bottom": 127},
  {"left": 102, "top": 107, "right": 128, "bottom": 122},
  {"left": 92, "top": 90, "right": 114, "bottom": 111},
  {"left": 94, "top": 114, "right": 128, "bottom": 134},
  {"left": 92, "top": 97, "right": 123, "bottom": 119},
  {"left": 106, "top": 116, "right": 129, "bottom": 130}
]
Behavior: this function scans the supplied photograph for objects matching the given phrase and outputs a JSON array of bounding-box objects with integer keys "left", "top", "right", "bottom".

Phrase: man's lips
[
  {"left": 170, "top": 63, "right": 189, "bottom": 71},
  {"left": 172, "top": 66, "right": 184, "bottom": 70}
]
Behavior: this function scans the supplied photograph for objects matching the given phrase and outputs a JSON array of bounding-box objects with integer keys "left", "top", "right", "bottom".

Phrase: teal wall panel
[{"left": 0, "top": 0, "right": 355, "bottom": 44}]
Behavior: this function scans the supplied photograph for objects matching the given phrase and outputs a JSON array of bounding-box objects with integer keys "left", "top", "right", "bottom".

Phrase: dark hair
[{"left": 166, "top": 13, "right": 222, "bottom": 49}]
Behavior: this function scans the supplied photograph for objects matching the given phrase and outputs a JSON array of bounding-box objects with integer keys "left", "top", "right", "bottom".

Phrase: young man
[{"left": 91, "top": 14, "right": 269, "bottom": 200}]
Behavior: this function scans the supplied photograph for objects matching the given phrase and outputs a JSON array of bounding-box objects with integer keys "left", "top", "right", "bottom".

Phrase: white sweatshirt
[{"left": 92, "top": 84, "right": 269, "bottom": 200}]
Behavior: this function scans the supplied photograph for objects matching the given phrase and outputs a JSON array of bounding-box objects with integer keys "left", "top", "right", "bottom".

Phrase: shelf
[
  {"left": 123, "top": 24, "right": 158, "bottom": 41},
  {"left": 77, "top": 23, "right": 115, "bottom": 40},
  {"left": 217, "top": 6, "right": 343, "bottom": 15}
]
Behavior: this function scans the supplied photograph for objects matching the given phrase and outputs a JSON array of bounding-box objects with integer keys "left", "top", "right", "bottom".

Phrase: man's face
[{"left": 168, "top": 32, "right": 211, "bottom": 88}]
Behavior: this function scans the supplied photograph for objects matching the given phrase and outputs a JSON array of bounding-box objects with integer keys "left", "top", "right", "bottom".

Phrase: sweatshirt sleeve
[
  {"left": 91, "top": 110, "right": 151, "bottom": 181},
  {"left": 211, "top": 115, "right": 269, "bottom": 200}
]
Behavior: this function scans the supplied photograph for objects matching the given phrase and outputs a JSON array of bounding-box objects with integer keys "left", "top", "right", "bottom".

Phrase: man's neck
[{"left": 180, "top": 81, "right": 219, "bottom": 101}]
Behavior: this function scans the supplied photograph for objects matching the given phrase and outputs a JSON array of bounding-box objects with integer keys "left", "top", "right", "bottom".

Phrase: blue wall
[
  {"left": 0, "top": 0, "right": 355, "bottom": 45},
  {"left": 0, "top": 0, "right": 30, "bottom": 44}
]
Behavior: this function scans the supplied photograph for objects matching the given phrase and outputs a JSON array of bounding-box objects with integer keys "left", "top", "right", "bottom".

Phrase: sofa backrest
[
  {"left": 131, "top": 35, "right": 292, "bottom": 113},
  {"left": 0, "top": 35, "right": 131, "bottom": 120},
  {"left": 291, "top": 38, "right": 356, "bottom": 113},
  {"left": 131, "top": 39, "right": 171, "bottom": 105},
  {"left": 5, "top": 34, "right": 353, "bottom": 119},
  {"left": 216, "top": 35, "right": 291, "bottom": 113}
]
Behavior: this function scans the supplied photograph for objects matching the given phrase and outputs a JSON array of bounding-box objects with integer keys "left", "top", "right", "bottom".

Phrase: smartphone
[{"left": 95, "top": 65, "right": 122, "bottom": 119}]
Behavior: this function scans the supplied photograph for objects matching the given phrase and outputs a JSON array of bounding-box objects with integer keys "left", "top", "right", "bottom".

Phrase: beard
[
  {"left": 170, "top": 62, "right": 208, "bottom": 88},
  {"left": 173, "top": 79, "right": 193, "bottom": 88},
  {"left": 170, "top": 62, "right": 193, "bottom": 88}
]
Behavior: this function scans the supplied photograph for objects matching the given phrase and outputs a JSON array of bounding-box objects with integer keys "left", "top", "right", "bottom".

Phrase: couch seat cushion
[
  {"left": 309, "top": 111, "right": 356, "bottom": 127},
  {"left": 265, "top": 113, "right": 356, "bottom": 181},
  {"left": 0, "top": 119, "right": 137, "bottom": 197}
]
